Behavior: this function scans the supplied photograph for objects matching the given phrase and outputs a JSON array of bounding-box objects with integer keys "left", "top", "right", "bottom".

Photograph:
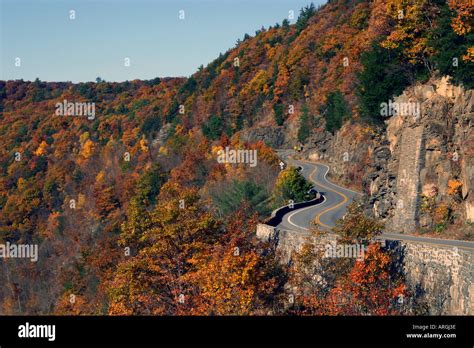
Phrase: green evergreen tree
[
  {"left": 356, "top": 43, "right": 412, "bottom": 125},
  {"left": 273, "top": 103, "right": 285, "bottom": 126},
  {"left": 324, "top": 91, "right": 348, "bottom": 133},
  {"left": 430, "top": 4, "right": 474, "bottom": 89},
  {"left": 297, "top": 104, "right": 311, "bottom": 143},
  {"left": 202, "top": 115, "right": 223, "bottom": 140},
  {"left": 296, "top": 3, "right": 316, "bottom": 33},
  {"left": 211, "top": 180, "right": 270, "bottom": 217}
]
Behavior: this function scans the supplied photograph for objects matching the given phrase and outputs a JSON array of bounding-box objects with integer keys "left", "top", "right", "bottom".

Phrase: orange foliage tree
[
  {"left": 183, "top": 207, "right": 284, "bottom": 315},
  {"left": 107, "top": 182, "right": 221, "bottom": 315}
]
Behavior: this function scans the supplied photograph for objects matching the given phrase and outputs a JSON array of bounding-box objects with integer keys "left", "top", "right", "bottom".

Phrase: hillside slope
[{"left": 0, "top": 0, "right": 472, "bottom": 314}]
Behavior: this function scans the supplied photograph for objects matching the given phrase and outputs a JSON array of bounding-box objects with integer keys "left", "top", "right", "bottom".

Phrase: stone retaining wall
[
  {"left": 257, "top": 225, "right": 474, "bottom": 314},
  {"left": 400, "top": 242, "right": 474, "bottom": 315}
]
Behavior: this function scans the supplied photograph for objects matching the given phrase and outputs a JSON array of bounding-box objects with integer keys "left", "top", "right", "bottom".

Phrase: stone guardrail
[
  {"left": 256, "top": 193, "right": 324, "bottom": 243},
  {"left": 264, "top": 193, "right": 324, "bottom": 227},
  {"left": 255, "top": 183, "right": 474, "bottom": 314}
]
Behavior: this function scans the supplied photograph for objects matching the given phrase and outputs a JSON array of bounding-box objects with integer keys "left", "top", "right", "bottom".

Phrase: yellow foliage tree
[
  {"left": 274, "top": 63, "right": 290, "bottom": 102},
  {"left": 447, "top": 179, "right": 462, "bottom": 196},
  {"left": 34, "top": 140, "right": 48, "bottom": 156},
  {"left": 449, "top": 0, "right": 472, "bottom": 36},
  {"left": 382, "top": 0, "right": 438, "bottom": 66},
  {"left": 80, "top": 139, "right": 95, "bottom": 159},
  {"left": 139, "top": 135, "right": 148, "bottom": 153}
]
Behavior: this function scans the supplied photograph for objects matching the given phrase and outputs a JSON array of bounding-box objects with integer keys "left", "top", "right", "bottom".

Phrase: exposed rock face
[
  {"left": 388, "top": 125, "right": 425, "bottom": 233},
  {"left": 152, "top": 123, "right": 173, "bottom": 146},
  {"left": 295, "top": 78, "right": 472, "bottom": 233},
  {"left": 256, "top": 223, "right": 276, "bottom": 242},
  {"left": 302, "top": 123, "right": 372, "bottom": 191},
  {"left": 256, "top": 224, "right": 337, "bottom": 264},
  {"left": 238, "top": 126, "right": 286, "bottom": 147},
  {"left": 365, "top": 77, "right": 473, "bottom": 234}
]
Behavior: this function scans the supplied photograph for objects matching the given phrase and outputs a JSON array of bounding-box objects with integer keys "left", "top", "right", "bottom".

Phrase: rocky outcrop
[
  {"left": 365, "top": 77, "right": 473, "bottom": 235},
  {"left": 238, "top": 126, "right": 286, "bottom": 147},
  {"left": 280, "top": 78, "right": 472, "bottom": 232},
  {"left": 256, "top": 223, "right": 276, "bottom": 242},
  {"left": 301, "top": 122, "right": 372, "bottom": 191},
  {"left": 152, "top": 123, "right": 173, "bottom": 146},
  {"left": 389, "top": 125, "right": 425, "bottom": 233},
  {"left": 256, "top": 226, "right": 337, "bottom": 264}
]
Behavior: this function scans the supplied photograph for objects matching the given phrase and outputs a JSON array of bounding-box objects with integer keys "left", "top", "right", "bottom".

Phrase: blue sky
[{"left": 1, "top": 0, "right": 325, "bottom": 82}]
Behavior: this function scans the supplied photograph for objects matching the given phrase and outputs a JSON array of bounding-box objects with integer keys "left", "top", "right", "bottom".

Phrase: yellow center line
[
  {"left": 298, "top": 160, "right": 350, "bottom": 229},
  {"left": 286, "top": 165, "right": 320, "bottom": 230},
  {"left": 285, "top": 154, "right": 474, "bottom": 250}
]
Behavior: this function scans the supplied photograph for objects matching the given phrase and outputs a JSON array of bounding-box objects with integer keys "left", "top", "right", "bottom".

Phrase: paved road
[
  {"left": 276, "top": 150, "right": 474, "bottom": 252},
  {"left": 276, "top": 153, "right": 361, "bottom": 232}
]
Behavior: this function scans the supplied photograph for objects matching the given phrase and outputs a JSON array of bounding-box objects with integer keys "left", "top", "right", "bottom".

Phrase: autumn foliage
[{"left": 1, "top": 0, "right": 453, "bottom": 315}]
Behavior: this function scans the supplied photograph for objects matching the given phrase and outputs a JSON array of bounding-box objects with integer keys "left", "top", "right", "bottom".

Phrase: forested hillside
[{"left": 0, "top": 0, "right": 472, "bottom": 314}]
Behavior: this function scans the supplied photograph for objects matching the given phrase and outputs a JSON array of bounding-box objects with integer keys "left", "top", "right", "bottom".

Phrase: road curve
[
  {"left": 276, "top": 150, "right": 474, "bottom": 252},
  {"left": 276, "top": 152, "right": 362, "bottom": 233}
]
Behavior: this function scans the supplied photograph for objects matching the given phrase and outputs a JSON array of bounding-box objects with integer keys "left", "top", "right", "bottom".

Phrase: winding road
[
  {"left": 276, "top": 150, "right": 474, "bottom": 252},
  {"left": 276, "top": 151, "right": 361, "bottom": 232}
]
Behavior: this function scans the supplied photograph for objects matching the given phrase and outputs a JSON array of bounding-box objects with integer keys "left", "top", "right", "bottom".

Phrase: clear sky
[{"left": 1, "top": 0, "right": 326, "bottom": 82}]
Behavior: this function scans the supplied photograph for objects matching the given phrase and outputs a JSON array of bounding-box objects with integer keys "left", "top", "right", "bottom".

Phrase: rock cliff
[
  {"left": 298, "top": 77, "right": 473, "bottom": 237},
  {"left": 365, "top": 77, "right": 473, "bottom": 237}
]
